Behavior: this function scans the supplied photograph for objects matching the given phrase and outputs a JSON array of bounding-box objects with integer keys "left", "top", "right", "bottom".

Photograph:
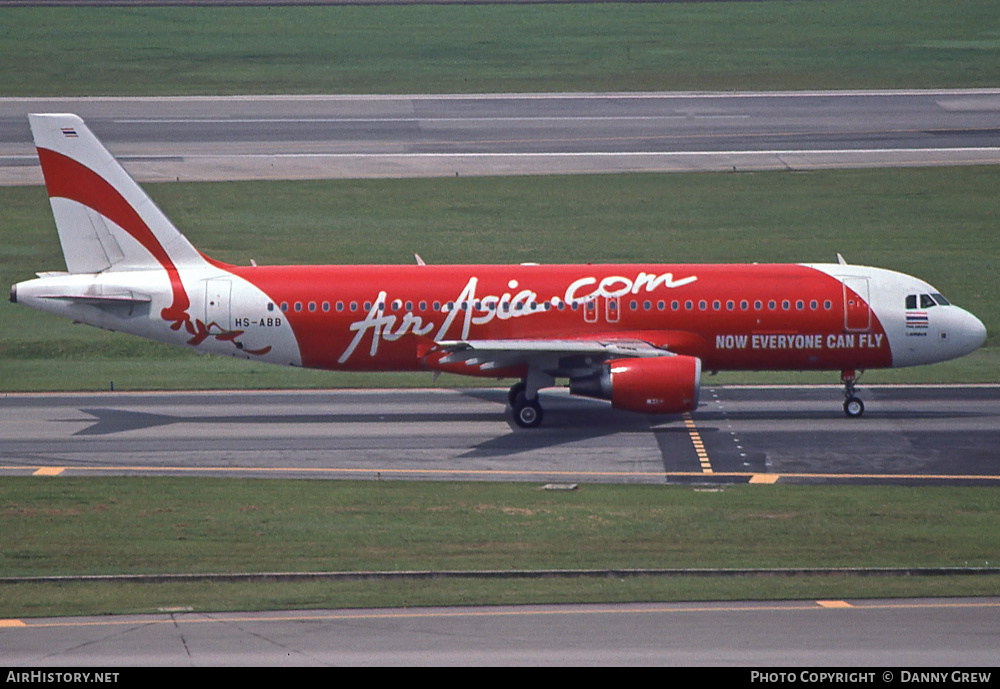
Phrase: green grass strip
[
  {"left": 2, "top": 478, "right": 998, "bottom": 617},
  {"left": 2, "top": 1, "right": 1000, "bottom": 95}
]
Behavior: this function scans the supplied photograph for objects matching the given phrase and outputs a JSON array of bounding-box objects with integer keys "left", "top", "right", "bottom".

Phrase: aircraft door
[
  {"left": 605, "top": 296, "right": 620, "bottom": 323},
  {"left": 205, "top": 278, "right": 232, "bottom": 330},
  {"left": 582, "top": 296, "right": 619, "bottom": 324},
  {"left": 842, "top": 277, "right": 871, "bottom": 332}
]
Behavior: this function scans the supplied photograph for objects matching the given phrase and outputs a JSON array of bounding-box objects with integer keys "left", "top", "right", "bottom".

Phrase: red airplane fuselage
[{"left": 223, "top": 262, "right": 892, "bottom": 375}]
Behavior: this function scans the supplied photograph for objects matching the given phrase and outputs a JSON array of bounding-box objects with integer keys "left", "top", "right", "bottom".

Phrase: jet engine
[{"left": 570, "top": 355, "right": 701, "bottom": 414}]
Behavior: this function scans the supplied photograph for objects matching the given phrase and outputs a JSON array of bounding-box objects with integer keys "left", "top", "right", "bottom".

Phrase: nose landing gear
[{"left": 841, "top": 369, "right": 865, "bottom": 418}]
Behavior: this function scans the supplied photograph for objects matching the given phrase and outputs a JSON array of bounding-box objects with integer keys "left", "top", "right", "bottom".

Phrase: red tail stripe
[{"left": 36, "top": 147, "right": 191, "bottom": 323}]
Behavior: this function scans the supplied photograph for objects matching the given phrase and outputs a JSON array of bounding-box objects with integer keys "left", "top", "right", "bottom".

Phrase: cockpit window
[{"left": 908, "top": 293, "right": 950, "bottom": 309}]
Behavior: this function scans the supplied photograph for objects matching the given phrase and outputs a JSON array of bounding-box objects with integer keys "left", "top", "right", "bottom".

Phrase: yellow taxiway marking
[
  {"left": 750, "top": 474, "right": 780, "bottom": 484},
  {"left": 0, "top": 619, "right": 27, "bottom": 627},
  {"left": 817, "top": 600, "right": 854, "bottom": 608},
  {"left": 5, "top": 465, "right": 1000, "bottom": 483},
  {"left": 32, "top": 467, "right": 64, "bottom": 476},
  {"left": 683, "top": 413, "right": 712, "bottom": 473}
]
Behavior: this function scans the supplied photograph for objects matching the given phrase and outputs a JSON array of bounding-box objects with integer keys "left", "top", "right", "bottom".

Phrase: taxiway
[
  {"left": 2, "top": 386, "right": 998, "bottom": 485},
  {"left": 2, "top": 90, "right": 1000, "bottom": 183},
  {"left": 4, "top": 598, "right": 998, "bottom": 666}
]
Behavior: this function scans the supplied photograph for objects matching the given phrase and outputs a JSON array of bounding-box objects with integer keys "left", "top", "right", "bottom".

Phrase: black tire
[
  {"left": 843, "top": 396, "right": 865, "bottom": 418},
  {"left": 508, "top": 380, "right": 526, "bottom": 408}
]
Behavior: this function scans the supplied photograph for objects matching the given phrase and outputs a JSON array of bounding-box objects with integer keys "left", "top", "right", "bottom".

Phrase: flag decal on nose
[{"left": 906, "top": 311, "right": 928, "bottom": 336}]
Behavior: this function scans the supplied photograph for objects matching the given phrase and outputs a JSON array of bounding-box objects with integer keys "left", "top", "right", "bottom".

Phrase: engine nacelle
[{"left": 570, "top": 355, "right": 701, "bottom": 414}]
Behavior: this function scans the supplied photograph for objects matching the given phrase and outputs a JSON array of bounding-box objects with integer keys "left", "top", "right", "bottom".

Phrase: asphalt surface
[
  {"left": 4, "top": 598, "right": 999, "bottom": 666},
  {"left": 2, "top": 386, "right": 998, "bottom": 485},
  {"left": 3, "top": 90, "right": 1000, "bottom": 182}
]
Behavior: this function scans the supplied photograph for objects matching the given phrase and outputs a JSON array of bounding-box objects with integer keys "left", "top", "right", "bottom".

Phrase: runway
[
  {"left": 2, "top": 386, "right": 998, "bottom": 485},
  {"left": 4, "top": 598, "right": 998, "bottom": 666},
  {"left": 2, "top": 90, "right": 1000, "bottom": 182}
]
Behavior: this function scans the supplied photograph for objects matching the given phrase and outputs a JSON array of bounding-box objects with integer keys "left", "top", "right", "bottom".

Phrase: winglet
[
  {"left": 837, "top": 253, "right": 848, "bottom": 265},
  {"left": 414, "top": 253, "right": 426, "bottom": 266}
]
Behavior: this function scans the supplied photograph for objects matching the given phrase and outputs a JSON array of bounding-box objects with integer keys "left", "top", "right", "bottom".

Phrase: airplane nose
[
  {"left": 969, "top": 311, "right": 987, "bottom": 348},
  {"left": 958, "top": 308, "right": 987, "bottom": 355}
]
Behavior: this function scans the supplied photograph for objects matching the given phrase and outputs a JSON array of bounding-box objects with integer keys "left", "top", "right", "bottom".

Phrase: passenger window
[{"left": 920, "top": 294, "right": 936, "bottom": 309}]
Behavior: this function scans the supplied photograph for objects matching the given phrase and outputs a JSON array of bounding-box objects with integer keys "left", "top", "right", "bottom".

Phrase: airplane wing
[{"left": 427, "top": 336, "right": 673, "bottom": 374}]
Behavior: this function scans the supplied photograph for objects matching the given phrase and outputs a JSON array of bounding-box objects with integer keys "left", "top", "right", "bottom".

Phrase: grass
[
  {"left": 2, "top": 478, "right": 998, "bottom": 617},
  {"left": 3, "top": 168, "right": 998, "bottom": 391},
  {"left": 1, "top": 2, "right": 1000, "bottom": 96}
]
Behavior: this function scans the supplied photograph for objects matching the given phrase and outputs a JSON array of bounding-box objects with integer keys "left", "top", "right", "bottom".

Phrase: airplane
[{"left": 9, "top": 113, "right": 988, "bottom": 428}]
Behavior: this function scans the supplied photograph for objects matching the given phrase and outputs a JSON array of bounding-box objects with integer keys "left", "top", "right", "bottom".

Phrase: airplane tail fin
[{"left": 29, "top": 113, "right": 206, "bottom": 274}]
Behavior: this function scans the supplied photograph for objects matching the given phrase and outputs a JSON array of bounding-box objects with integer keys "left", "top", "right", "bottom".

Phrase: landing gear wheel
[
  {"left": 513, "top": 398, "right": 544, "bottom": 429},
  {"left": 508, "top": 380, "right": 526, "bottom": 408},
  {"left": 844, "top": 396, "right": 865, "bottom": 418},
  {"left": 840, "top": 369, "right": 865, "bottom": 419}
]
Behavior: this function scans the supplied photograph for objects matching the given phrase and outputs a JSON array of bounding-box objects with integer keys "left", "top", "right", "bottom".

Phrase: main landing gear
[
  {"left": 841, "top": 369, "right": 864, "bottom": 418},
  {"left": 509, "top": 380, "right": 544, "bottom": 428},
  {"left": 508, "top": 369, "right": 554, "bottom": 429}
]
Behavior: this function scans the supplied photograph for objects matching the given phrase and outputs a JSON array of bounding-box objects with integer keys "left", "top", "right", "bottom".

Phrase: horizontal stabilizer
[{"left": 40, "top": 292, "right": 151, "bottom": 305}]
